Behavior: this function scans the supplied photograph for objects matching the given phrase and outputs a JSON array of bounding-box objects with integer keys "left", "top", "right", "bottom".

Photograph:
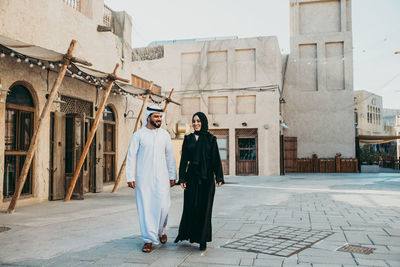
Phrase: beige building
[
  {"left": 0, "top": 0, "right": 159, "bottom": 209},
  {"left": 132, "top": 0, "right": 356, "bottom": 175},
  {"left": 354, "top": 90, "right": 384, "bottom": 136},
  {"left": 282, "top": 0, "right": 355, "bottom": 159},
  {"left": 133, "top": 37, "right": 282, "bottom": 176}
]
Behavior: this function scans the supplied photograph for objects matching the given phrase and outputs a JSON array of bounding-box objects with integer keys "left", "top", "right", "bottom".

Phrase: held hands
[
  {"left": 180, "top": 183, "right": 187, "bottom": 190},
  {"left": 128, "top": 181, "right": 136, "bottom": 189},
  {"left": 180, "top": 182, "right": 222, "bottom": 190},
  {"left": 170, "top": 180, "right": 176, "bottom": 187}
]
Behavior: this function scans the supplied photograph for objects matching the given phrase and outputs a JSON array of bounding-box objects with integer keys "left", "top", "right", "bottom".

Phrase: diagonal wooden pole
[
  {"left": 65, "top": 64, "right": 128, "bottom": 201},
  {"left": 163, "top": 88, "right": 174, "bottom": 112},
  {"left": 111, "top": 83, "right": 153, "bottom": 193},
  {"left": 7, "top": 40, "right": 77, "bottom": 213}
]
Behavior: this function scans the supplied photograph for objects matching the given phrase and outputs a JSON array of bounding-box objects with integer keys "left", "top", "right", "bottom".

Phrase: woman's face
[{"left": 192, "top": 115, "right": 201, "bottom": 132}]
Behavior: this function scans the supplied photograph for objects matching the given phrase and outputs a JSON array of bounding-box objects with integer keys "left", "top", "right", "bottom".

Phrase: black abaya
[{"left": 175, "top": 132, "right": 224, "bottom": 244}]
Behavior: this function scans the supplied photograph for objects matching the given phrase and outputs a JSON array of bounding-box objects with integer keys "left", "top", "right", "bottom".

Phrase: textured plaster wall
[
  {"left": 283, "top": 0, "right": 355, "bottom": 158},
  {"left": 0, "top": 0, "right": 133, "bottom": 79},
  {"left": 132, "top": 37, "right": 282, "bottom": 176}
]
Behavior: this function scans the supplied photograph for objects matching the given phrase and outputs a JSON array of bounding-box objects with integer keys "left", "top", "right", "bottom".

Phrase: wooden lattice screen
[{"left": 60, "top": 95, "right": 93, "bottom": 117}]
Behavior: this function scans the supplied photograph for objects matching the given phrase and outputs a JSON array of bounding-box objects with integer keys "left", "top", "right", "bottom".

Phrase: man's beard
[{"left": 150, "top": 119, "right": 161, "bottom": 128}]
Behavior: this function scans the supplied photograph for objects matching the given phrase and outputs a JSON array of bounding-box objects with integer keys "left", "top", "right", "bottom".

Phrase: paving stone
[{"left": 253, "top": 258, "right": 284, "bottom": 266}]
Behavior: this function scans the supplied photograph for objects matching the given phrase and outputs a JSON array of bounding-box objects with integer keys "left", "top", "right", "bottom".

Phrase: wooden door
[
  {"left": 95, "top": 121, "right": 104, "bottom": 192},
  {"left": 284, "top": 137, "right": 297, "bottom": 173},
  {"left": 50, "top": 112, "right": 66, "bottom": 200},
  {"left": 82, "top": 116, "right": 96, "bottom": 193},
  {"left": 235, "top": 129, "right": 258, "bottom": 175},
  {"left": 209, "top": 129, "right": 229, "bottom": 175},
  {"left": 65, "top": 114, "right": 84, "bottom": 199}
]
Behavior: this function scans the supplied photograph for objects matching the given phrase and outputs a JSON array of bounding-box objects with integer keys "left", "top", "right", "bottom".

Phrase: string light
[
  {"left": 49, "top": 63, "right": 55, "bottom": 69},
  {"left": 16, "top": 58, "right": 21, "bottom": 63},
  {"left": 0, "top": 52, "right": 5, "bottom": 58},
  {"left": 10, "top": 52, "right": 15, "bottom": 57},
  {"left": 29, "top": 63, "right": 34, "bottom": 68},
  {"left": 24, "top": 58, "right": 29, "bottom": 63},
  {"left": 42, "top": 65, "right": 46, "bottom": 70},
  {"left": 37, "top": 61, "right": 42, "bottom": 66}
]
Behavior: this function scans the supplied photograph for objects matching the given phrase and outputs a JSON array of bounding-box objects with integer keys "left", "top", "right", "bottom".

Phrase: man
[{"left": 126, "top": 105, "right": 177, "bottom": 253}]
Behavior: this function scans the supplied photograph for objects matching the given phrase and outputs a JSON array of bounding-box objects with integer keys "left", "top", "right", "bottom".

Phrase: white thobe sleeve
[
  {"left": 165, "top": 135, "right": 177, "bottom": 181},
  {"left": 126, "top": 133, "right": 139, "bottom": 183}
]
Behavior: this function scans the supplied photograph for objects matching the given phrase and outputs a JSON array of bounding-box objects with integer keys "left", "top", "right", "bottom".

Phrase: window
[
  {"left": 103, "top": 106, "right": 116, "bottom": 183},
  {"left": 4, "top": 85, "right": 34, "bottom": 198}
]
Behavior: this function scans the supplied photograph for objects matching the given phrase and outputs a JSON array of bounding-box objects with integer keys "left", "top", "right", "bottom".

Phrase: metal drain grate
[
  {"left": 337, "top": 244, "right": 375, "bottom": 255},
  {"left": 0, "top": 226, "right": 11, "bottom": 233},
  {"left": 222, "top": 226, "right": 334, "bottom": 257}
]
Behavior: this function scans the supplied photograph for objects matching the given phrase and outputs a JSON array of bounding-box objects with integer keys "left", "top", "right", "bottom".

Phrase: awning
[
  {"left": 359, "top": 135, "right": 400, "bottom": 144},
  {"left": 0, "top": 35, "right": 180, "bottom": 104},
  {"left": 0, "top": 35, "right": 64, "bottom": 62}
]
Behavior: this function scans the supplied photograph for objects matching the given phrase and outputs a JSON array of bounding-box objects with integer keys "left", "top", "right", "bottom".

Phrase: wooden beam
[
  {"left": 7, "top": 40, "right": 77, "bottom": 214},
  {"left": 64, "top": 64, "right": 122, "bottom": 201},
  {"left": 111, "top": 83, "right": 153, "bottom": 193},
  {"left": 163, "top": 88, "right": 175, "bottom": 112}
]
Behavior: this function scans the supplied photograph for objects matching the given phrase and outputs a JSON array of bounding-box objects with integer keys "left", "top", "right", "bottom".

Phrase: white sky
[{"left": 105, "top": 0, "right": 400, "bottom": 109}]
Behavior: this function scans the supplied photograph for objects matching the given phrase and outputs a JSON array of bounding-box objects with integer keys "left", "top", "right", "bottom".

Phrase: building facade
[
  {"left": 132, "top": 37, "right": 283, "bottom": 176},
  {"left": 132, "top": 0, "right": 356, "bottom": 175},
  {"left": 354, "top": 90, "right": 384, "bottom": 136},
  {"left": 0, "top": 0, "right": 151, "bottom": 209},
  {"left": 282, "top": 0, "right": 355, "bottom": 159}
]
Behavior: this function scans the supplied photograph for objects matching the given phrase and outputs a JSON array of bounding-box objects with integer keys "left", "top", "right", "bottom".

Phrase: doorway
[
  {"left": 235, "top": 128, "right": 258, "bottom": 175},
  {"left": 209, "top": 129, "right": 229, "bottom": 175}
]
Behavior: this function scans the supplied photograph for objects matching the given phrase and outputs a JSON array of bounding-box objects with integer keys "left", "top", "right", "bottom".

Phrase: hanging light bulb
[
  {"left": 0, "top": 52, "right": 5, "bottom": 58},
  {"left": 37, "top": 61, "right": 42, "bottom": 66},
  {"left": 113, "top": 92, "right": 116, "bottom": 95},
  {"left": 24, "top": 58, "right": 29, "bottom": 63},
  {"left": 17, "top": 58, "right": 22, "bottom": 63},
  {"left": 42, "top": 65, "right": 46, "bottom": 70},
  {"left": 29, "top": 63, "right": 34, "bottom": 68},
  {"left": 78, "top": 71, "right": 82, "bottom": 75},
  {"left": 10, "top": 52, "right": 15, "bottom": 57},
  {"left": 49, "top": 63, "right": 55, "bottom": 69},
  {"left": 58, "top": 63, "right": 62, "bottom": 67}
]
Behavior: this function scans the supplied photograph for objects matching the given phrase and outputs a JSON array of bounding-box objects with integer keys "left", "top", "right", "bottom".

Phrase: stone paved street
[{"left": 1, "top": 173, "right": 400, "bottom": 266}]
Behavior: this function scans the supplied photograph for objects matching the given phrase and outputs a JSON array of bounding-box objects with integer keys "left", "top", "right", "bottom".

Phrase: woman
[{"left": 174, "top": 112, "right": 224, "bottom": 251}]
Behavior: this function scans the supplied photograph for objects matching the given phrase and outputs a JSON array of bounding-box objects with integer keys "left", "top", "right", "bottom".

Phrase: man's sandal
[
  {"left": 142, "top": 242, "right": 152, "bottom": 253},
  {"left": 159, "top": 234, "right": 167, "bottom": 244}
]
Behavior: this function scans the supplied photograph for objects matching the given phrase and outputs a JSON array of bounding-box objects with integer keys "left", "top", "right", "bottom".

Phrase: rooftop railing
[
  {"left": 103, "top": 5, "right": 112, "bottom": 27},
  {"left": 63, "top": 0, "right": 80, "bottom": 11}
]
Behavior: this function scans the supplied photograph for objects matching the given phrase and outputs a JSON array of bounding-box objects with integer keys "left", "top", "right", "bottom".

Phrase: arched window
[
  {"left": 4, "top": 84, "right": 35, "bottom": 198},
  {"left": 103, "top": 106, "right": 116, "bottom": 183}
]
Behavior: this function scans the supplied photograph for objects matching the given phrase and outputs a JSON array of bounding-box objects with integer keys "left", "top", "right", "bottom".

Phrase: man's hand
[
  {"left": 170, "top": 180, "right": 175, "bottom": 187},
  {"left": 128, "top": 181, "right": 136, "bottom": 189},
  {"left": 180, "top": 183, "right": 187, "bottom": 190},
  {"left": 216, "top": 182, "right": 223, "bottom": 187}
]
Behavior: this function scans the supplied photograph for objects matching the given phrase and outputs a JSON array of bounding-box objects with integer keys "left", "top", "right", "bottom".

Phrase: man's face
[{"left": 148, "top": 112, "right": 162, "bottom": 128}]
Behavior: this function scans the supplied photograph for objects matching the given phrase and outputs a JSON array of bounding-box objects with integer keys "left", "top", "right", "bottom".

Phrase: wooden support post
[
  {"left": 111, "top": 83, "right": 153, "bottom": 193},
  {"left": 64, "top": 64, "right": 128, "bottom": 201},
  {"left": 163, "top": 88, "right": 174, "bottom": 112},
  {"left": 7, "top": 40, "right": 77, "bottom": 213}
]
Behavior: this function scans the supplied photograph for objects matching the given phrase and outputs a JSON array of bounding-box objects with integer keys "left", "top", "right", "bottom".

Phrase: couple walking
[{"left": 126, "top": 106, "right": 224, "bottom": 253}]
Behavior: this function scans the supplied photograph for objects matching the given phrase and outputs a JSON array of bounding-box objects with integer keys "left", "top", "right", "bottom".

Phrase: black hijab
[
  {"left": 193, "top": 112, "right": 208, "bottom": 134},
  {"left": 192, "top": 112, "right": 211, "bottom": 182}
]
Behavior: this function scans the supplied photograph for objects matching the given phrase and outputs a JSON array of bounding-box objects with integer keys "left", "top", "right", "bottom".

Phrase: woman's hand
[
  {"left": 216, "top": 182, "right": 223, "bottom": 187},
  {"left": 180, "top": 183, "right": 187, "bottom": 190}
]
